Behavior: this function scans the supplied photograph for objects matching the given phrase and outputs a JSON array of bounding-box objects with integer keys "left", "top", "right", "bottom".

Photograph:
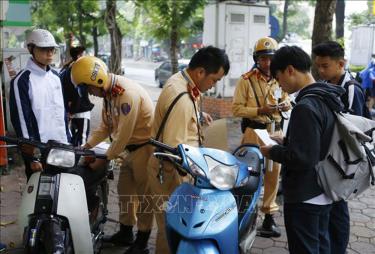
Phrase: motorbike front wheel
[
  {"left": 176, "top": 239, "right": 220, "bottom": 254},
  {"left": 25, "top": 217, "right": 73, "bottom": 254}
]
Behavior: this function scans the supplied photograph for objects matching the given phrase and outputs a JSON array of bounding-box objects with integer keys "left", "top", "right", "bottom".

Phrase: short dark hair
[
  {"left": 312, "top": 41, "right": 344, "bottom": 59},
  {"left": 70, "top": 46, "right": 86, "bottom": 61},
  {"left": 189, "top": 46, "right": 230, "bottom": 75},
  {"left": 270, "top": 46, "right": 311, "bottom": 77}
]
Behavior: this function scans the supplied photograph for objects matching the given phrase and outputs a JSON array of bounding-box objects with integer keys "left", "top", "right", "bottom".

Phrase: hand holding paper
[{"left": 254, "top": 129, "right": 277, "bottom": 146}]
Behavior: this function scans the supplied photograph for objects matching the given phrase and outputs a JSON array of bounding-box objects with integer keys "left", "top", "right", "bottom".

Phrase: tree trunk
[
  {"left": 92, "top": 25, "right": 99, "bottom": 56},
  {"left": 170, "top": 1, "right": 179, "bottom": 75},
  {"left": 105, "top": 0, "right": 122, "bottom": 74},
  {"left": 335, "top": 0, "right": 345, "bottom": 39},
  {"left": 312, "top": 0, "right": 337, "bottom": 79},
  {"left": 281, "top": 0, "right": 289, "bottom": 39},
  {"left": 77, "top": 0, "right": 86, "bottom": 47}
]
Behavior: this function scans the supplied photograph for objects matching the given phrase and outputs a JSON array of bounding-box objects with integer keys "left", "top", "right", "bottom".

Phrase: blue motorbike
[{"left": 149, "top": 139, "right": 265, "bottom": 254}]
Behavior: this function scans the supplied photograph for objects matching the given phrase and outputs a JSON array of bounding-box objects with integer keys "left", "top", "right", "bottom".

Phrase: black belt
[
  {"left": 241, "top": 118, "right": 281, "bottom": 133},
  {"left": 125, "top": 142, "right": 148, "bottom": 152}
]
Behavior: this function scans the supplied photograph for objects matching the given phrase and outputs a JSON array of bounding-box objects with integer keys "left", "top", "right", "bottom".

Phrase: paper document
[
  {"left": 202, "top": 118, "right": 229, "bottom": 151},
  {"left": 254, "top": 129, "right": 277, "bottom": 146}
]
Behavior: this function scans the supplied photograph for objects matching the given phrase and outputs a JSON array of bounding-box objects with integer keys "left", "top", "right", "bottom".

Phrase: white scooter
[{"left": 1, "top": 136, "right": 112, "bottom": 254}]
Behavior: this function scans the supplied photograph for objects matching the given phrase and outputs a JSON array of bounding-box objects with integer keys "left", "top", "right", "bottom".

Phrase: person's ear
[
  {"left": 196, "top": 67, "right": 206, "bottom": 79},
  {"left": 338, "top": 59, "right": 346, "bottom": 69},
  {"left": 287, "top": 65, "right": 294, "bottom": 75}
]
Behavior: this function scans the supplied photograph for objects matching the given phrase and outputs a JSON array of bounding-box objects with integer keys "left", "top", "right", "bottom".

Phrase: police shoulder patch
[{"left": 121, "top": 103, "right": 131, "bottom": 115}]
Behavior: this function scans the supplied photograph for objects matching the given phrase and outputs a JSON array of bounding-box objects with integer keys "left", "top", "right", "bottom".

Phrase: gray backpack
[
  {"left": 316, "top": 112, "right": 375, "bottom": 201},
  {"left": 304, "top": 95, "right": 375, "bottom": 201}
]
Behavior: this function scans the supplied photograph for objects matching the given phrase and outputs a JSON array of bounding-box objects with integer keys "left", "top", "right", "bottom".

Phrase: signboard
[{"left": 0, "top": 0, "right": 32, "bottom": 27}]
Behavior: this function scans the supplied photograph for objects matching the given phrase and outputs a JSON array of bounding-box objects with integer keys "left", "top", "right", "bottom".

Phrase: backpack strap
[
  {"left": 342, "top": 79, "right": 371, "bottom": 118},
  {"left": 363, "top": 145, "right": 375, "bottom": 185},
  {"left": 342, "top": 79, "right": 362, "bottom": 109},
  {"left": 155, "top": 92, "right": 189, "bottom": 141}
]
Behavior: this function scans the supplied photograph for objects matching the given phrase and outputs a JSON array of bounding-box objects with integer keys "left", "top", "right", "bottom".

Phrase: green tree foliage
[
  {"left": 31, "top": 1, "right": 63, "bottom": 43},
  {"left": 138, "top": 0, "right": 205, "bottom": 73},
  {"left": 31, "top": 0, "right": 106, "bottom": 58},
  {"left": 273, "top": 1, "right": 311, "bottom": 40},
  {"left": 348, "top": 0, "right": 375, "bottom": 29}
]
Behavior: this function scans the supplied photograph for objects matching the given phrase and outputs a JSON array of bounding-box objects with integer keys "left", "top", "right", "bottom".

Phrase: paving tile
[
  {"left": 351, "top": 212, "right": 371, "bottom": 223},
  {"left": 349, "top": 201, "right": 368, "bottom": 209},
  {"left": 359, "top": 197, "right": 375, "bottom": 207},
  {"left": 363, "top": 208, "right": 375, "bottom": 218},
  {"left": 252, "top": 237, "right": 273, "bottom": 249},
  {"left": 351, "top": 226, "right": 375, "bottom": 238},
  {"left": 249, "top": 247, "right": 263, "bottom": 254},
  {"left": 350, "top": 241, "right": 375, "bottom": 254},
  {"left": 263, "top": 246, "right": 289, "bottom": 254}
]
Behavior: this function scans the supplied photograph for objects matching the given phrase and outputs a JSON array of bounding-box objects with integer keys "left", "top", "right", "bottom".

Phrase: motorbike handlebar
[
  {"left": 148, "top": 138, "right": 178, "bottom": 154},
  {"left": 0, "top": 136, "right": 48, "bottom": 149},
  {"left": 0, "top": 136, "right": 106, "bottom": 159}
]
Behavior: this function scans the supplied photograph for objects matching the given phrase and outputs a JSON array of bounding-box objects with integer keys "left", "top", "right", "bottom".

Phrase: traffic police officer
[
  {"left": 232, "top": 37, "right": 290, "bottom": 238},
  {"left": 71, "top": 56, "right": 154, "bottom": 254},
  {"left": 148, "top": 46, "right": 230, "bottom": 254}
]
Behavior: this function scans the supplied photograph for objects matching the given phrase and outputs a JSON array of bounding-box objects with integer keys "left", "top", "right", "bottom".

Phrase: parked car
[
  {"left": 97, "top": 52, "right": 125, "bottom": 75},
  {"left": 155, "top": 59, "right": 189, "bottom": 88}
]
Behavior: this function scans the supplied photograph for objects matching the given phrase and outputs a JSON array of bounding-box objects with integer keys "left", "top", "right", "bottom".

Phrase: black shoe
[
  {"left": 124, "top": 245, "right": 150, "bottom": 254},
  {"left": 103, "top": 224, "right": 134, "bottom": 246},
  {"left": 124, "top": 230, "right": 151, "bottom": 254},
  {"left": 257, "top": 214, "right": 281, "bottom": 238}
]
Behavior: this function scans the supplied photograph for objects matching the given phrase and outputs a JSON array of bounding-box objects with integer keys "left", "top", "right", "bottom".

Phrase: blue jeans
[
  {"left": 284, "top": 202, "right": 332, "bottom": 254},
  {"left": 329, "top": 200, "right": 349, "bottom": 254}
]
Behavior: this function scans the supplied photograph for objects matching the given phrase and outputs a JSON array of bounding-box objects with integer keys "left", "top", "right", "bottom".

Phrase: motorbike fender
[
  {"left": 166, "top": 183, "right": 239, "bottom": 254},
  {"left": 177, "top": 239, "right": 220, "bottom": 254},
  {"left": 18, "top": 172, "right": 40, "bottom": 232},
  {"left": 57, "top": 173, "right": 93, "bottom": 254}
]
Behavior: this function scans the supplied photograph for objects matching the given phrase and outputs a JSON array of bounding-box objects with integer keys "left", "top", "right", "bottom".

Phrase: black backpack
[
  {"left": 341, "top": 79, "right": 371, "bottom": 119},
  {"left": 59, "top": 67, "right": 94, "bottom": 114}
]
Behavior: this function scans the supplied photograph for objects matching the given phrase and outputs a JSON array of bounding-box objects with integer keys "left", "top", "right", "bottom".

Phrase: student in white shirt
[{"left": 9, "top": 29, "right": 69, "bottom": 180}]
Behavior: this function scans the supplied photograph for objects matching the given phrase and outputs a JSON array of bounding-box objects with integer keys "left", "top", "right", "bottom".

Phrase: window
[
  {"left": 254, "top": 15, "right": 266, "bottom": 24},
  {"left": 230, "top": 13, "right": 245, "bottom": 23}
]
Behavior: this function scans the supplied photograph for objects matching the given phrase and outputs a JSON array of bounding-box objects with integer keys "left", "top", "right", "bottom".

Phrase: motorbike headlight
[
  {"left": 47, "top": 149, "right": 75, "bottom": 168},
  {"left": 205, "top": 156, "right": 239, "bottom": 190},
  {"left": 187, "top": 157, "right": 206, "bottom": 177}
]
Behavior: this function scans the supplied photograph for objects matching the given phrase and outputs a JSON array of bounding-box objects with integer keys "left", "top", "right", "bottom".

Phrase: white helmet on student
[{"left": 25, "top": 29, "right": 58, "bottom": 48}]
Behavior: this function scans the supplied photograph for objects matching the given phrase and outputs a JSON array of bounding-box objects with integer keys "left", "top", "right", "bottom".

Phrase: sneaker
[
  {"left": 257, "top": 214, "right": 281, "bottom": 238},
  {"left": 0, "top": 242, "right": 6, "bottom": 252}
]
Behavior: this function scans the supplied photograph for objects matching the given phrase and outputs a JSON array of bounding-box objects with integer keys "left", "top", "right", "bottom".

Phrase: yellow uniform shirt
[
  {"left": 152, "top": 69, "right": 201, "bottom": 147},
  {"left": 232, "top": 68, "right": 289, "bottom": 124},
  {"left": 87, "top": 75, "right": 154, "bottom": 160}
]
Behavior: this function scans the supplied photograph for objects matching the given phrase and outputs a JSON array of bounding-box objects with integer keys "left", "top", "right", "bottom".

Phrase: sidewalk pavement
[{"left": 1, "top": 120, "right": 375, "bottom": 253}]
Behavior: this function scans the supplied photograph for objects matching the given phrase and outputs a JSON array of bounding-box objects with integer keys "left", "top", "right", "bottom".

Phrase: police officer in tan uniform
[
  {"left": 71, "top": 56, "right": 154, "bottom": 254},
  {"left": 148, "top": 46, "right": 230, "bottom": 254},
  {"left": 232, "top": 37, "right": 290, "bottom": 238}
]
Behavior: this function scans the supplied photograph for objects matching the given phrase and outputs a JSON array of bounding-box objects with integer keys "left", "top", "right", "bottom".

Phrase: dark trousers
[
  {"left": 284, "top": 202, "right": 332, "bottom": 254},
  {"left": 70, "top": 118, "right": 90, "bottom": 146},
  {"left": 329, "top": 200, "right": 349, "bottom": 254}
]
